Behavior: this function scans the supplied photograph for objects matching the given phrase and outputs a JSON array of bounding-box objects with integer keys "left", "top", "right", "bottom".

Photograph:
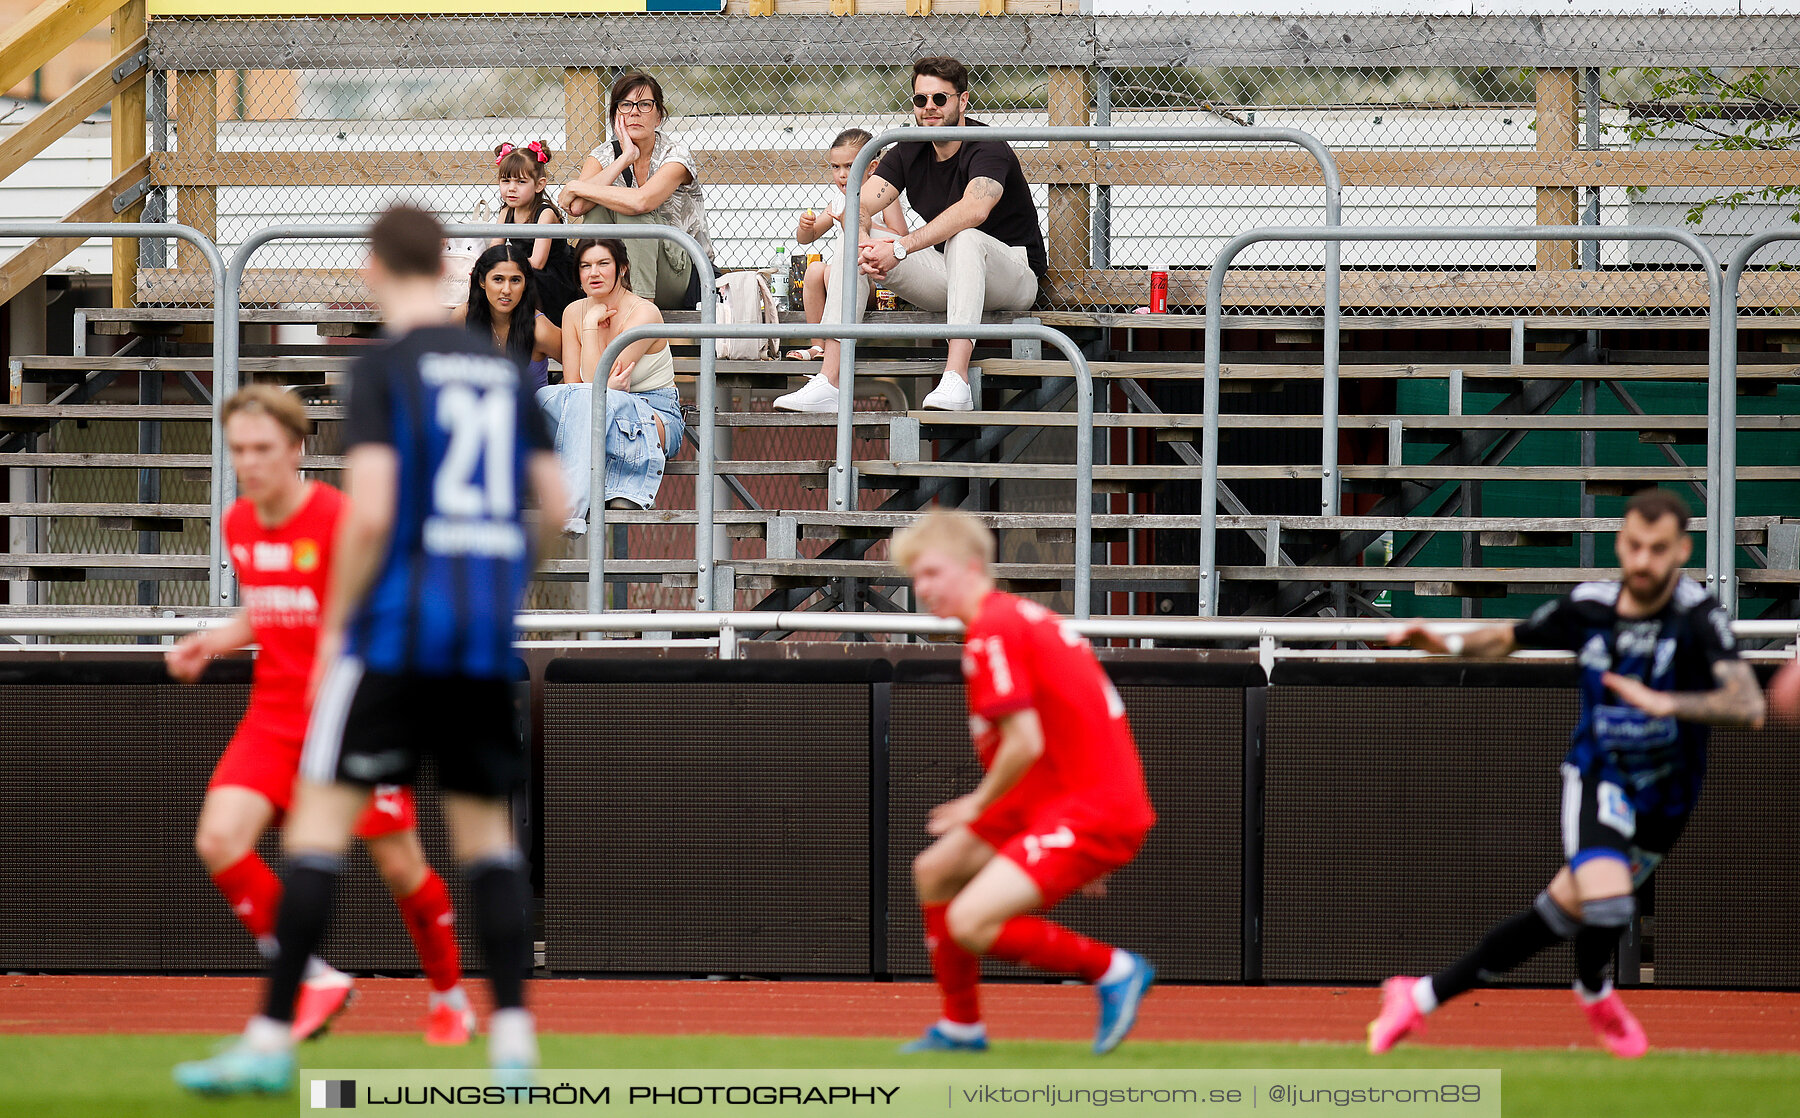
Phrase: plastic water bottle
[{"left": 769, "top": 244, "right": 789, "bottom": 312}]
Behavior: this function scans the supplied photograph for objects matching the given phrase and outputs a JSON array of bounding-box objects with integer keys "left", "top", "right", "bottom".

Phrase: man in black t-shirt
[{"left": 775, "top": 56, "right": 1045, "bottom": 415}]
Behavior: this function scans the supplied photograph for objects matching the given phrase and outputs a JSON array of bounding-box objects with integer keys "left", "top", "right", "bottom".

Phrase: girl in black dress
[{"left": 493, "top": 140, "right": 580, "bottom": 318}]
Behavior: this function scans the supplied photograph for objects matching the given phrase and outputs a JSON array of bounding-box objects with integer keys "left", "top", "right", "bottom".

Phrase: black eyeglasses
[{"left": 911, "top": 92, "right": 953, "bottom": 109}]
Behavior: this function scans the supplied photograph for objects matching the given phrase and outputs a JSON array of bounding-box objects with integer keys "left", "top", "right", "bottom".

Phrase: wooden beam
[
  {"left": 1535, "top": 68, "right": 1579, "bottom": 271},
  {"left": 1089, "top": 15, "right": 1800, "bottom": 69},
  {"left": 148, "top": 14, "right": 1800, "bottom": 72},
  {"left": 149, "top": 14, "right": 1094, "bottom": 70},
  {"left": 0, "top": 36, "right": 144, "bottom": 185},
  {"left": 905, "top": 0, "right": 930, "bottom": 13},
  {"left": 1044, "top": 267, "right": 1770, "bottom": 312},
  {"left": 563, "top": 68, "right": 603, "bottom": 178},
  {"left": 171, "top": 70, "right": 217, "bottom": 282},
  {"left": 1044, "top": 66, "right": 1088, "bottom": 278},
  {"left": 978, "top": 0, "right": 1002, "bottom": 13},
  {"left": 829, "top": 0, "right": 854, "bottom": 14},
  {"left": 1077, "top": 149, "right": 1800, "bottom": 189},
  {"left": 111, "top": 0, "right": 146, "bottom": 308},
  {"left": 135, "top": 262, "right": 1800, "bottom": 312},
  {"left": 0, "top": 157, "right": 149, "bottom": 307},
  {"left": 150, "top": 148, "right": 1800, "bottom": 191},
  {"left": 0, "top": 0, "right": 131, "bottom": 98}
]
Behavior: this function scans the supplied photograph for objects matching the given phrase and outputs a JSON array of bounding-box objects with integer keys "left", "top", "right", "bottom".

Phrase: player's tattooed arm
[
  {"left": 1389, "top": 623, "right": 1518, "bottom": 658},
  {"left": 1602, "top": 660, "right": 1767, "bottom": 728}
]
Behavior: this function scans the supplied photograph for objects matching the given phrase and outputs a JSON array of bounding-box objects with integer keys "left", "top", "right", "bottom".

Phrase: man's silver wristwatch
[{"left": 891, "top": 240, "right": 908, "bottom": 261}]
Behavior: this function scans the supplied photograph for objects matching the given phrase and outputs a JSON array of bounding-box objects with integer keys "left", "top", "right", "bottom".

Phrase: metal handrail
[
  {"left": 1203, "top": 225, "right": 1725, "bottom": 617},
  {"left": 3, "top": 612, "right": 1795, "bottom": 648},
  {"left": 0, "top": 222, "right": 228, "bottom": 599},
  {"left": 1720, "top": 231, "right": 1800, "bottom": 616},
  {"left": 220, "top": 222, "right": 713, "bottom": 607},
  {"left": 840, "top": 125, "right": 1344, "bottom": 515},
  {"left": 592, "top": 321, "right": 1096, "bottom": 616}
]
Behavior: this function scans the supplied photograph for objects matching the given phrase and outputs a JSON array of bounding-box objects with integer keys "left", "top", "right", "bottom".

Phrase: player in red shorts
[
  {"left": 891, "top": 509, "right": 1157, "bottom": 1055},
  {"left": 166, "top": 385, "right": 475, "bottom": 1046}
]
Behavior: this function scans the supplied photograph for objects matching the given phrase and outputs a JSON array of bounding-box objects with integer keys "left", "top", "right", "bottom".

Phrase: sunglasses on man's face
[{"left": 912, "top": 92, "right": 954, "bottom": 109}]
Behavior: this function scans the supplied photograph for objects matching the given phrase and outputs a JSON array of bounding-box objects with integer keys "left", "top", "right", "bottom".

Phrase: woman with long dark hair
[{"left": 452, "top": 243, "right": 563, "bottom": 392}]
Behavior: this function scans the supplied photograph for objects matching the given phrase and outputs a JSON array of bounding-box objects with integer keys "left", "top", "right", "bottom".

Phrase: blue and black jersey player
[
  {"left": 178, "top": 205, "right": 570, "bottom": 1096},
  {"left": 1370, "top": 489, "right": 1764, "bottom": 1061}
]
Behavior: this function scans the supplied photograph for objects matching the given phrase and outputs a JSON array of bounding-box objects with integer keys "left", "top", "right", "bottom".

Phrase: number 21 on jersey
[{"left": 434, "top": 384, "right": 515, "bottom": 518}]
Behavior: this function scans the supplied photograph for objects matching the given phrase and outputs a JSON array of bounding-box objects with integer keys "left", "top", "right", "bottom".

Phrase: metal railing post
[
  {"left": 0, "top": 222, "right": 227, "bottom": 600},
  {"left": 1716, "top": 231, "right": 1800, "bottom": 615},
  {"left": 840, "top": 126, "right": 1342, "bottom": 516},
  {"left": 1204, "top": 225, "right": 1721, "bottom": 617},
  {"left": 221, "top": 223, "right": 713, "bottom": 610},
  {"left": 593, "top": 321, "right": 1096, "bottom": 616}
]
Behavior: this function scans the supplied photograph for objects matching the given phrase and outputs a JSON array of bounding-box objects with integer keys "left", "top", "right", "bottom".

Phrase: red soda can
[{"left": 1149, "top": 265, "right": 1169, "bottom": 313}]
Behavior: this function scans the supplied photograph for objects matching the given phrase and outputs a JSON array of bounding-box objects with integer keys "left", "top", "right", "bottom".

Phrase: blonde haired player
[{"left": 892, "top": 509, "right": 1156, "bottom": 1054}]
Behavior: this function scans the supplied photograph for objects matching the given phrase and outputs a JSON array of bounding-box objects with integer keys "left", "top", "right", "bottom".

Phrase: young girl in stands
[
  {"left": 453, "top": 243, "right": 563, "bottom": 392},
  {"left": 493, "top": 141, "right": 581, "bottom": 318},
  {"left": 539, "top": 238, "right": 686, "bottom": 535},
  {"left": 786, "top": 127, "right": 909, "bottom": 361}
]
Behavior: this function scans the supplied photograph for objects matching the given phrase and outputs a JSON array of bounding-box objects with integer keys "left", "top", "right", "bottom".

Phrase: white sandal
[{"left": 784, "top": 345, "right": 825, "bottom": 361}]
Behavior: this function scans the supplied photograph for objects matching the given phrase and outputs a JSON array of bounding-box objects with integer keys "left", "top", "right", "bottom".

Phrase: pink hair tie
[
  {"left": 526, "top": 141, "right": 550, "bottom": 163},
  {"left": 494, "top": 142, "right": 516, "bottom": 165}
]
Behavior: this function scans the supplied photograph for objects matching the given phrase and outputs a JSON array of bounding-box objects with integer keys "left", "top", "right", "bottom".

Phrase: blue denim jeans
[{"left": 535, "top": 383, "right": 685, "bottom": 517}]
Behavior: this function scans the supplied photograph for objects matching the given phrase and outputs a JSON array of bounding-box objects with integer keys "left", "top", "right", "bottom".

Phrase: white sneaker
[
  {"left": 922, "top": 371, "right": 973, "bottom": 412},
  {"left": 772, "top": 373, "right": 840, "bottom": 414}
]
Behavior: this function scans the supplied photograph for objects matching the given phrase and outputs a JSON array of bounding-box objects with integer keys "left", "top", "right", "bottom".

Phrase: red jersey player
[
  {"left": 891, "top": 509, "right": 1157, "bottom": 1054},
  {"left": 166, "top": 386, "right": 475, "bottom": 1045}
]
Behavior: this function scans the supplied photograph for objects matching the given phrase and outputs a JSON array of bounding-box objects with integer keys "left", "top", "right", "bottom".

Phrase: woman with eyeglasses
[{"left": 559, "top": 71, "right": 715, "bottom": 310}]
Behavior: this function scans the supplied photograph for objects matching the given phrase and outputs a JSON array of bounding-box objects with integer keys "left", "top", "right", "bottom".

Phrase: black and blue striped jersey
[
  {"left": 1514, "top": 577, "right": 1737, "bottom": 817},
  {"left": 340, "top": 325, "right": 552, "bottom": 679}
]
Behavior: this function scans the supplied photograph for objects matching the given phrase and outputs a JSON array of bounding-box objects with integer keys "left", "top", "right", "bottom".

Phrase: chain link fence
[{"left": 144, "top": 13, "right": 1800, "bottom": 316}]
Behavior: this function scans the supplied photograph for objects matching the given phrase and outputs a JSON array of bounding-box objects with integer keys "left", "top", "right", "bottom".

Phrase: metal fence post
[
  {"left": 1205, "top": 225, "right": 1721, "bottom": 617},
  {"left": 840, "top": 126, "right": 1343, "bottom": 516},
  {"left": 593, "top": 321, "right": 1095, "bottom": 617},
  {"left": 0, "top": 222, "right": 228, "bottom": 601}
]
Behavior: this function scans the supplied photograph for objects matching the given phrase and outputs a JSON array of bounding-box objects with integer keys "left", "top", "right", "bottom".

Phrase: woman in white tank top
[{"left": 537, "top": 237, "right": 687, "bottom": 534}]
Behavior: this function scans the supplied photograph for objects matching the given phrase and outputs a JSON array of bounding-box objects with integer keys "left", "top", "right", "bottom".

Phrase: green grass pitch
[{"left": 1, "top": 1034, "right": 1796, "bottom": 1117}]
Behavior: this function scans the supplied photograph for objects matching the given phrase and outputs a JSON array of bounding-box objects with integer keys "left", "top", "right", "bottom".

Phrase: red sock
[
  {"left": 211, "top": 851, "right": 281, "bottom": 941},
  {"left": 396, "top": 869, "right": 463, "bottom": 992},
  {"left": 923, "top": 903, "right": 982, "bottom": 1026},
  {"left": 988, "top": 916, "right": 1114, "bottom": 984}
]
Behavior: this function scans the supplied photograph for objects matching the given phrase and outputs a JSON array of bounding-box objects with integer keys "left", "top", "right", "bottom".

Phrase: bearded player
[
  {"left": 891, "top": 509, "right": 1157, "bottom": 1055},
  {"left": 166, "top": 386, "right": 475, "bottom": 1046},
  {"left": 1373, "top": 489, "right": 1764, "bottom": 1058}
]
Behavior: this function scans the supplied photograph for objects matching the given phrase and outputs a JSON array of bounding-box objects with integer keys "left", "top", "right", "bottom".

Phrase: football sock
[
  {"left": 467, "top": 851, "right": 532, "bottom": 1012},
  {"left": 261, "top": 852, "right": 344, "bottom": 1024},
  {"left": 1429, "top": 890, "right": 1576, "bottom": 1006},
  {"left": 488, "top": 1007, "right": 538, "bottom": 1068},
  {"left": 987, "top": 916, "right": 1114, "bottom": 984},
  {"left": 242, "top": 1015, "right": 293, "bottom": 1055},
  {"left": 212, "top": 851, "right": 281, "bottom": 941},
  {"left": 922, "top": 903, "right": 982, "bottom": 1025},
  {"left": 397, "top": 868, "right": 463, "bottom": 992},
  {"left": 431, "top": 985, "right": 472, "bottom": 1013},
  {"left": 1097, "top": 949, "right": 1136, "bottom": 986},
  {"left": 1575, "top": 895, "right": 1635, "bottom": 997}
]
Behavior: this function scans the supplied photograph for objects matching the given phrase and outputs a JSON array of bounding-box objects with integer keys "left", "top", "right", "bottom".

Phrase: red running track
[{"left": 1, "top": 977, "right": 1798, "bottom": 1054}]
